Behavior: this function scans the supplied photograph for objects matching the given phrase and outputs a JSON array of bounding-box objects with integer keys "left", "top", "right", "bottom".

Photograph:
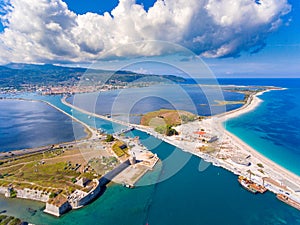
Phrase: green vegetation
[
  {"left": 88, "top": 156, "right": 118, "bottom": 175},
  {"left": 165, "top": 125, "right": 179, "bottom": 136},
  {"left": 141, "top": 109, "right": 196, "bottom": 137},
  {"left": 80, "top": 172, "right": 97, "bottom": 181},
  {"left": 10, "top": 189, "right": 17, "bottom": 198},
  {"left": 112, "top": 141, "right": 129, "bottom": 158},
  {"left": 141, "top": 109, "right": 197, "bottom": 127},
  {"left": 0, "top": 215, "right": 22, "bottom": 225},
  {"left": 180, "top": 114, "right": 197, "bottom": 123},
  {"left": 154, "top": 125, "right": 167, "bottom": 134},
  {"left": 105, "top": 134, "right": 115, "bottom": 142},
  {"left": 0, "top": 140, "right": 121, "bottom": 196},
  {"left": 49, "top": 192, "right": 58, "bottom": 198},
  {"left": 155, "top": 125, "right": 179, "bottom": 136},
  {"left": 0, "top": 159, "right": 81, "bottom": 194},
  {"left": 9, "top": 218, "right": 22, "bottom": 225},
  {"left": 0, "top": 63, "right": 186, "bottom": 90},
  {"left": 257, "top": 163, "right": 264, "bottom": 168}
]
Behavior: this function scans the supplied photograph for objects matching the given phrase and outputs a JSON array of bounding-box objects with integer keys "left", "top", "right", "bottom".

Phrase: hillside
[{"left": 0, "top": 63, "right": 186, "bottom": 89}]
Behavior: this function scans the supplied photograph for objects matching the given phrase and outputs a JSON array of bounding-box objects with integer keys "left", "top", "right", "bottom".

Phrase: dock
[{"left": 238, "top": 176, "right": 267, "bottom": 194}]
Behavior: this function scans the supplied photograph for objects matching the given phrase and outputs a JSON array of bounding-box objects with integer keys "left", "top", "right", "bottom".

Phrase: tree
[
  {"left": 105, "top": 134, "right": 115, "bottom": 142},
  {"left": 165, "top": 125, "right": 179, "bottom": 136}
]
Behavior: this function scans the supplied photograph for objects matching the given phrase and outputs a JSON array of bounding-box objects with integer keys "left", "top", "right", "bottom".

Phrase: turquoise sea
[
  {"left": 223, "top": 79, "right": 300, "bottom": 176},
  {"left": 0, "top": 79, "right": 300, "bottom": 224}
]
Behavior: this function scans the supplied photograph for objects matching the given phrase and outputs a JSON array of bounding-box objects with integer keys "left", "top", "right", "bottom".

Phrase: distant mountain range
[{"left": 0, "top": 63, "right": 186, "bottom": 89}]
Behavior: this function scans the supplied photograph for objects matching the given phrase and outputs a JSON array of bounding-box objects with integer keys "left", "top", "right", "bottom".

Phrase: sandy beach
[
  {"left": 5, "top": 90, "right": 299, "bottom": 201},
  {"left": 62, "top": 88, "right": 300, "bottom": 198},
  {"left": 217, "top": 90, "right": 300, "bottom": 188},
  {"left": 167, "top": 89, "right": 300, "bottom": 200}
]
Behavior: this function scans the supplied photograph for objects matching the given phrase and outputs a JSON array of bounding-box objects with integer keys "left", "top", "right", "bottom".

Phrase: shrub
[
  {"left": 49, "top": 192, "right": 57, "bottom": 198},
  {"left": 165, "top": 125, "right": 178, "bottom": 136},
  {"left": 155, "top": 125, "right": 166, "bottom": 134},
  {"left": 105, "top": 134, "right": 115, "bottom": 142},
  {"left": 10, "top": 190, "right": 17, "bottom": 198},
  {"left": 257, "top": 163, "right": 264, "bottom": 168}
]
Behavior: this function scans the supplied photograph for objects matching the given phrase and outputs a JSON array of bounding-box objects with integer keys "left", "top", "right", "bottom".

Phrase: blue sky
[
  {"left": 63, "top": 0, "right": 157, "bottom": 14},
  {"left": 0, "top": 0, "right": 299, "bottom": 77}
]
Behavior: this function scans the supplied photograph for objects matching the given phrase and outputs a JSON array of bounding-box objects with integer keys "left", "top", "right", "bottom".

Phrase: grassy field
[
  {"left": 0, "top": 215, "right": 22, "bottom": 225},
  {"left": 140, "top": 109, "right": 197, "bottom": 127},
  {"left": 112, "top": 140, "right": 129, "bottom": 158},
  {"left": 88, "top": 156, "right": 118, "bottom": 174},
  {"left": 0, "top": 139, "right": 116, "bottom": 194}
]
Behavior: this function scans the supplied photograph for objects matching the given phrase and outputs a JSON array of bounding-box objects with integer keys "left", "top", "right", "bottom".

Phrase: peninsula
[
  {"left": 61, "top": 83, "right": 300, "bottom": 206},
  {"left": 1, "top": 84, "right": 299, "bottom": 216},
  {"left": 134, "top": 87, "right": 300, "bottom": 210}
]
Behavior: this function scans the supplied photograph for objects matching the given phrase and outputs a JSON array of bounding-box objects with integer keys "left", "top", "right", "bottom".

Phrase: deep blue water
[
  {"left": 1, "top": 79, "right": 300, "bottom": 224},
  {"left": 67, "top": 84, "right": 245, "bottom": 124},
  {"left": 0, "top": 99, "right": 86, "bottom": 152}
]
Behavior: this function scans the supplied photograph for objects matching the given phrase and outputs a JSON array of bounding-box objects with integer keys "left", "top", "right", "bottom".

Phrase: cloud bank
[{"left": 0, "top": 0, "right": 291, "bottom": 64}]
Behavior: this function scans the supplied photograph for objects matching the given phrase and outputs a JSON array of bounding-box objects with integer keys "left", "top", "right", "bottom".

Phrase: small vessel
[
  {"left": 238, "top": 176, "right": 257, "bottom": 194},
  {"left": 277, "top": 194, "right": 300, "bottom": 211},
  {"left": 238, "top": 176, "right": 267, "bottom": 194},
  {"left": 122, "top": 182, "right": 135, "bottom": 189}
]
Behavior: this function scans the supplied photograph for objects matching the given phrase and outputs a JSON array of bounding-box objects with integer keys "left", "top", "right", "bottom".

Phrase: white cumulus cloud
[{"left": 0, "top": 0, "right": 291, "bottom": 64}]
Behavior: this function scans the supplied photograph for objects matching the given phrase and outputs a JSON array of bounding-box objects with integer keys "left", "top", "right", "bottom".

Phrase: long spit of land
[
  {"left": 61, "top": 86, "right": 300, "bottom": 203},
  {"left": 1, "top": 85, "right": 300, "bottom": 212}
]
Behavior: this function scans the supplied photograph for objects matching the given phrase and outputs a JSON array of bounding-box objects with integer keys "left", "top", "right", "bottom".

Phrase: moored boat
[
  {"left": 277, "top": 194, "right": 300, "bottom": 211},
  {"left": 238, "top": 176, "right": 267, "bottom": 194},
  {"left": 238, "top": 176, "right": 257, "bottom": 194}
]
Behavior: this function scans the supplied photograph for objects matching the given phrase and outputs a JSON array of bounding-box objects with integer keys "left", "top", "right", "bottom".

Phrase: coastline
[
  {"left": 2, "top": 87, "right": 300, "bottom": 211},
  {"left": 62, "top": 88, "right": 300, "bottom": 196},
  {"left": 0, "top": 96, "right": 158, "bottom": 218},
  {"left": 217, "top": 90, "right": 300, "bottom": 188},
  {"left": 0, "top": 98, "right": 95, "bottom": 159},
  {"left": 166, "top": 88, "right": 300, "bottom": 198}
]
